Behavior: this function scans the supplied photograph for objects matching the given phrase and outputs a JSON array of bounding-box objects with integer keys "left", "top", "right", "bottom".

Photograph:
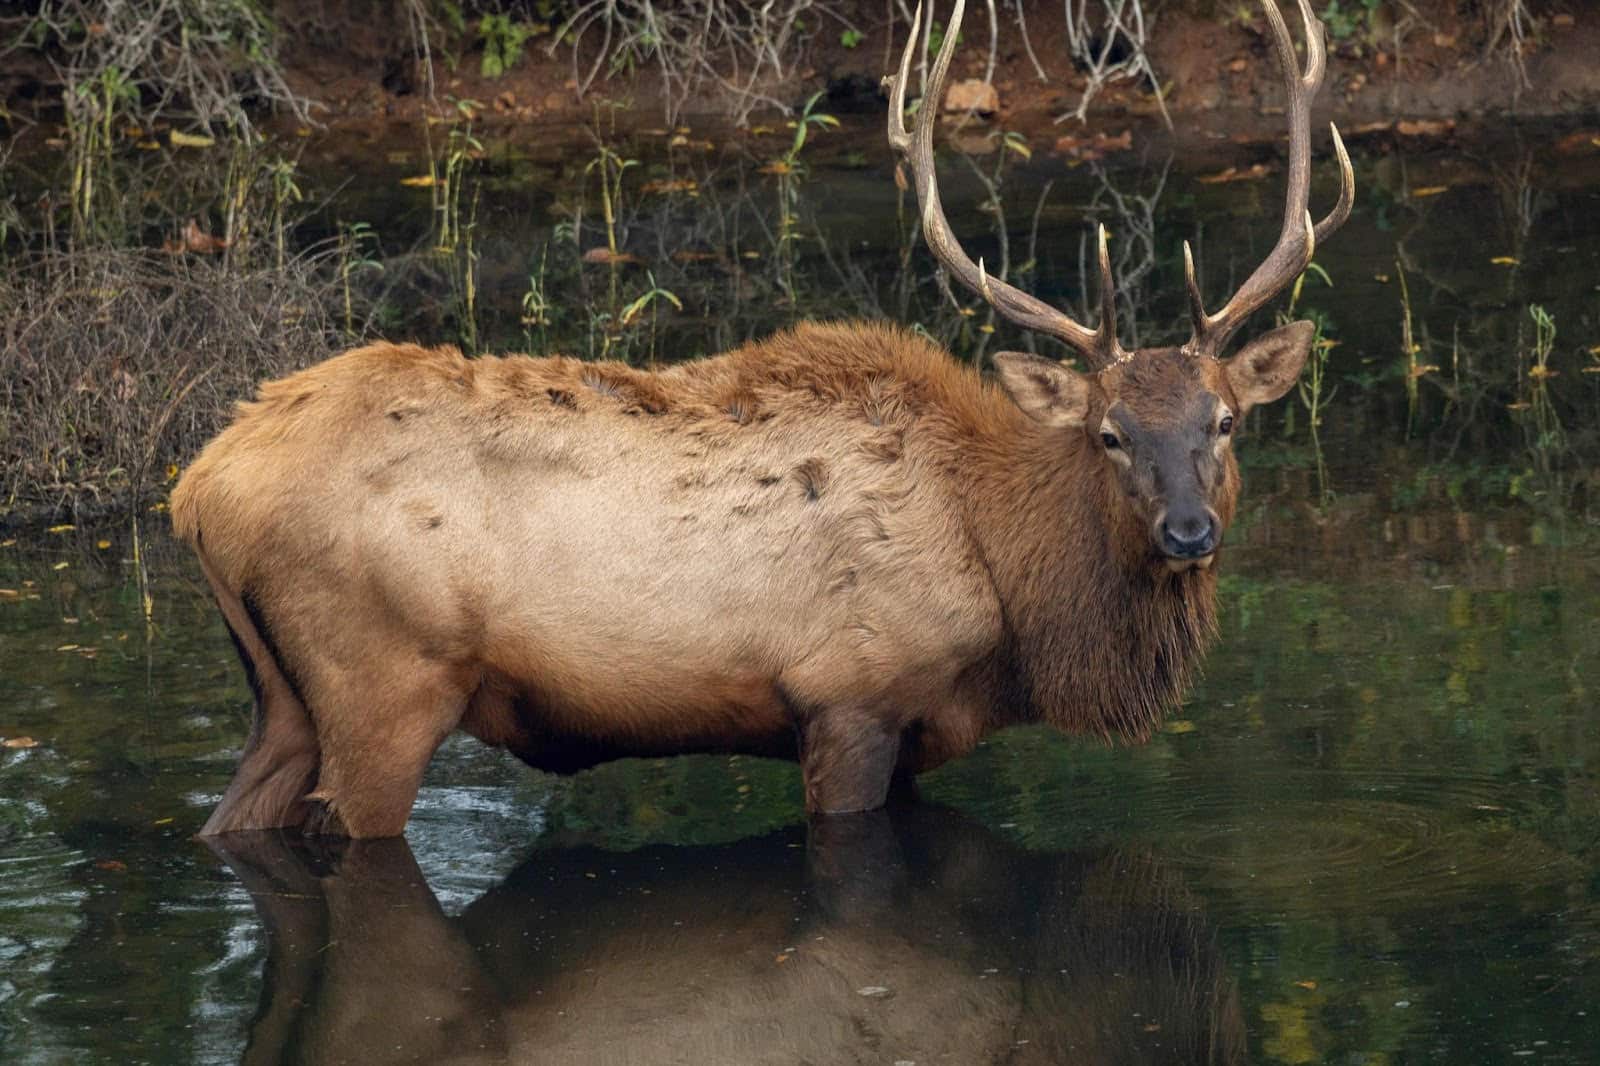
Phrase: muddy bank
[
  {"left": 3, "top": 2, "right": 1599, "bottom": 142},
  {"left": 269, "top": 2, "right": 1600, "bottom": 129}
]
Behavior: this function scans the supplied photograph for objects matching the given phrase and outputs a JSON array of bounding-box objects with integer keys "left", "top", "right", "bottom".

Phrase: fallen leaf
[
  {"left": 52, "top": 562, "right": 69, "bottom": 571},
  {"left": 400, "top": 174, "right": 440, "bottom": 187},
  {"left": 0, "top": 589, "right": 19, "bottom": 599},
  {"left": 775, "top": 953, "right": 791, "bottom": 964},
  {"left": 2, "top": 736, "right": 39, "bottom": 749},
  {"left": 169, "top": 130, "right": 215, "bottom": 148},
  {"left": 640, "top": 179, "right": 699, "bottom": 196},
  {"left": 96, "top": 859, "right": 128, "bottom": 872},
  {"left": 1197, "top": 163, "right": 1271, "bottom": 184},
  {"left": 1395, "top": 119, "right": 1453, "bottom": 138},
  {"left": 153, "top": 817, "right": 174, "bottom": 826},
  {"left": 1, "top": 539, "right": 15, "bottom": 547},
  {"left": 47, "top": 524, "right": 75, "bottom": 533},
  {"left": 163, "top": 218, "right": 229, "bottom": 255},
  {"left": 1410, "top": 186, "right": 1448, "bottom": 198},
  {"left": 580, "top": 247, "right": 643, "bottom": 266},
  {"left": 1553, "top": 130, "right": 1599, "bottom": 155},
  {"left": 856, "top": 986, "right": 892, "bottom": 998},
  {"left": 1295, "top": 980, "right": 1319, "bottom": 990},
  {"left": 97, "top": 539, "right": 111, "bottom": 551},
  {"left": 1164, "top": 719, "right": 1197, "bottom": 734},
  {"left": 57, "top": 644, "right": 80, "bottom": 652},
  {"left": 1490, "top": 256, "right": 1519, "bottom": 266}
]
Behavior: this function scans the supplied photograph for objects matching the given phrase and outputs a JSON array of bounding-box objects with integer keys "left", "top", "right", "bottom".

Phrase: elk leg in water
[
  {"left": 300, "top": 657, "right": 473, "bottom": 837},
  {"left": 797, "top": 708, "right": 902, "bottom": 815},
  {"left": 196, "top": 545, "right": 319, "bottom": 835}
]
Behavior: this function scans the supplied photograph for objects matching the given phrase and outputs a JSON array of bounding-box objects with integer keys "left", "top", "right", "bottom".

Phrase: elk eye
[
  {"left": 1218, "top": 415, "right": 1234, "bottom": 436},
  {"left": 1100, "top": 432, "right": 1121, "bottom": 450}
]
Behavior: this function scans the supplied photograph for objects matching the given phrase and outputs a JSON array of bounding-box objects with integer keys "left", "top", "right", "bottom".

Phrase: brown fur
[{"left": 174, "top": 319, "right": 1302, "bottom": 837}]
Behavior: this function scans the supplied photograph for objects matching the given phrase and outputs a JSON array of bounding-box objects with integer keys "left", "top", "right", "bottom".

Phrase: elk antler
[
  {"left": 1184, "top": 0, "right": 1355, "bottom": 357},
  {"left": 885, "top": 0, "right": 1125, "bottom": 370}
]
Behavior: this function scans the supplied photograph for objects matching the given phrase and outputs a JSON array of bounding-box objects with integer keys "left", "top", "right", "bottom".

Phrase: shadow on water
[{"left": 211, "top": 805, "right": 1244, "bottom": 1066}]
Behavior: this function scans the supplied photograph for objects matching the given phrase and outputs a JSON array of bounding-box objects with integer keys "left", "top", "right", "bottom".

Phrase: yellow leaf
[
  {"left": 97, "top": 539, "right": 112, "bottom": 550},
  {"left": 400, "top": 174, "right": 439, "bottom": 187},
  {"left": 1, "top": 539, "right": 15, "bottom": 547},
  {"left": 1490, "top": 256, "right": 1518, "bottom": 266},
  {"left": 153, "top": 817, "right": 174, "bottom": 826},
  {"left": 52, "top": 562, "right": 69, "bottom": 571},
  {"left": 978, "top": 324, "right": 996, "bottom": 334},
  {"left": 1410, "top": 185, "right": 1448, "bottom": 198},
  {"left": 47, "top": 524, "right": 75, "bottom": 533},
  {"left": 56, "top": 644, "right": 80, "bottom": 652},
  {"left": 2, "top": 736, "right": 39, "bottom": 749},
  {"left": 1295, "top": 980, "right": 1319, "bottom": 990},
  {"left": 1164, "top": 719, "right": 1197, "bottom": 734},
  {"left": 169, "top": 130, "right": 215, "bottom": 148}
]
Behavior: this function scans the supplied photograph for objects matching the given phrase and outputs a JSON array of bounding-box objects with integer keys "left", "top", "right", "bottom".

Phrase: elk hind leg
[
  {"left": 199, "top": 570, "right": 320, "bottom": 835},
  {"left": 302, "top": 659, "right": 472, "bottom": 839}
]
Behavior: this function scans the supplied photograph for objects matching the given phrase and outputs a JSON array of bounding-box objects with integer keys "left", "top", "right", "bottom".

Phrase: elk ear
[
  {"left": 993, "top": 352, "right": 1093, "bottom": 428},
  {"left": 1224, "top": 320, "right": 1314, "bottom": 412}
]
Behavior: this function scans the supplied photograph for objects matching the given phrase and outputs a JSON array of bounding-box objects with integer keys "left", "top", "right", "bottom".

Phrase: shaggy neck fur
[{"left": 960, "top": 418, "right": 1219, "bottom": 741}]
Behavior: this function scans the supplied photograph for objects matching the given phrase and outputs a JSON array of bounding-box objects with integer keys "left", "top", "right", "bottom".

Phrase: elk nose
[{"left": 1159, "top": 511, "right": 1218, "bottom": 559}]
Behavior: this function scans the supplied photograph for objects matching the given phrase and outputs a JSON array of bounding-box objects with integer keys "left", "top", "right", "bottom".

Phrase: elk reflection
[{"left": 213, "top": 807, "right": 1244, "bottom": 1065}]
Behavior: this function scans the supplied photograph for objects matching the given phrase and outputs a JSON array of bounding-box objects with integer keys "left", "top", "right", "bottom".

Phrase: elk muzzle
[{"left": 1155, "top": 505, "right": 1220, "bottom": 571}]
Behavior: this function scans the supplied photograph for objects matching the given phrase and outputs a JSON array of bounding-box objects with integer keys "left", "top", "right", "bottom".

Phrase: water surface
[{"left": 2, "top": 116, "right": 1599, "bottom": 1063}]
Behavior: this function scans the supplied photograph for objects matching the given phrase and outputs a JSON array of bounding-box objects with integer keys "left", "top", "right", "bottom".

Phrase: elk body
[{"left": 173, "top": 0, "right": 1352, "bottom": 838}]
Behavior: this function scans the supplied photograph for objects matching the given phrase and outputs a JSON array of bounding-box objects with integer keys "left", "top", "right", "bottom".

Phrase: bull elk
[{"left": 173, "top": 0, "right": 1353, "bottom": 838}]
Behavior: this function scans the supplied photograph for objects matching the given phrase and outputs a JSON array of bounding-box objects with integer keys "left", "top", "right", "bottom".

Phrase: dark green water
[{"left": 3, "top": 115, "right": 1599, "bottom": 1063}]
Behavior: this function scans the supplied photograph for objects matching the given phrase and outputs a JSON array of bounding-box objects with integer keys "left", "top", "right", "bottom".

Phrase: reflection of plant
[
  {"left": 765, "top": 91, "right": 838, "bottom": 302},
  {"left": 65, "top": 65, "right": 139, "bottom": 241},
  {"left": 618, "top": 272, "right": 683, "bottom": 364},
  {"left": 1284, "top": 266, "right": 1337, "bottom": 503},
  {"left": 337, "top": 222, "right": 382, "bottom": 339},
  {"left": 1394, "top": 258, "right": 1436, "bottom": 438},
  {"left": 521, "top": 246, "right": 552, "bottom": 351},
  {"left": 478, "top": 13, "right": 542, "bottom": 78},
  {"left": 1320, "top": 0, "right": 1381, "bottom": 42}
]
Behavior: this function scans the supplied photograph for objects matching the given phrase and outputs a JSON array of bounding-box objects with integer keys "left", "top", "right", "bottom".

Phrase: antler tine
[
  {"left": 1187, "top": 0, "right": 1355, "bottom": 357},
  {"left": 885, "top": 0, "right": 1124, "bottom": 368}
]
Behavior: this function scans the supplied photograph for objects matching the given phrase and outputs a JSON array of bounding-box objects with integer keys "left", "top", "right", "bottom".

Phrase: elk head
[{"left": 887, "top": 0, "right": 1353, "bottom": 573}]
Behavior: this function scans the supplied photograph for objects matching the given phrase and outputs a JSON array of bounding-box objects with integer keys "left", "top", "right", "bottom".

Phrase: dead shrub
[{"left": 0, "top": 246, "right": 359, "bottom": 524}]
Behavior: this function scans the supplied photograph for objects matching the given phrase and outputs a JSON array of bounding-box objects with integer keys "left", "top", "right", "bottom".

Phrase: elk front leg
[{"left": 797, "top": 708, "right": 902, "bottom": 815}]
